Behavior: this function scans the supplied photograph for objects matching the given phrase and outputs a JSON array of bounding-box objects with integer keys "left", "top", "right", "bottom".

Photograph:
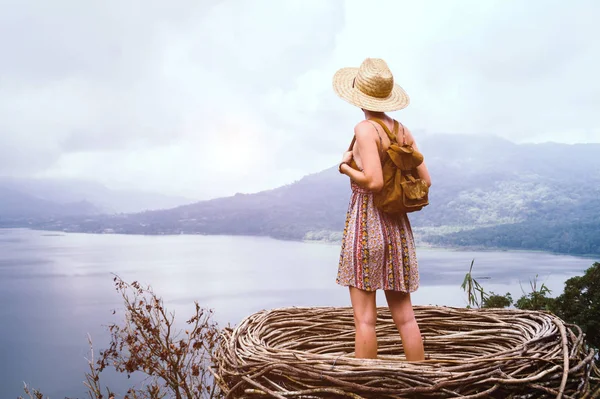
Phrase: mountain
[
  {"left": 16, "top": 134, "right": 600, "bottom": 255},
  {"left": 0, "top": 177, "right": 194, "bottom": 214},
  {"left": 28, "top": 167, "right": 352, "bottom": 239},
  {"left": 410, "top": 135, "right": 600, "bottom": 226},
  {"left": 0, "top": 186, "right": 101, "bottom": 221},
  {"left": 411, "top": 135, "right": 600, "bottom": 254}
]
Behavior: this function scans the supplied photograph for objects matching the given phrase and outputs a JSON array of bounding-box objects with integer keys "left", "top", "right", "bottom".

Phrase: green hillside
[{"left": 15, "top": 134, "right": 600, "bottom": 256}]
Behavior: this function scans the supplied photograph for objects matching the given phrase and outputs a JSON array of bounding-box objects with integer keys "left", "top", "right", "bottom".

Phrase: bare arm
[
  {"left": 405, "top": 127, "right": 432, "bottom": 187},
  {"left": 339, "top": 121, "right": 384, "bottom": 192}
]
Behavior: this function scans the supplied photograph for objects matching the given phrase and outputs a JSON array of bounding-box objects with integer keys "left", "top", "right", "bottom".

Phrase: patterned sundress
[{"left": 335, "top": 141, "right": 420, "bottom": 293}]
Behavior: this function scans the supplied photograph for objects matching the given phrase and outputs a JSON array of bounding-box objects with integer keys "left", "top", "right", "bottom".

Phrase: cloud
[
  {"left": 0, "top": 0, "right": 598, "bottom": 198},
  {"left": 324, "top": 0, "right": 600, "bottom": 142}
]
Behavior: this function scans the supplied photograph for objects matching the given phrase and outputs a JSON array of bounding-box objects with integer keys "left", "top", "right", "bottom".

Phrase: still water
[{"left": 0, "top": 228, "right": 596, "bottom": 398}]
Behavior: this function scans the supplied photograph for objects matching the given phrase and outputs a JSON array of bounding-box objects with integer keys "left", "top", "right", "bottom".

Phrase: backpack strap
[
  {"left": 347, "top": 136, "right": 356, "bottom": 151},
  {"left": 369, "top": 118, "right": 397, "bottom": 144},
  {"left": 397, "top": 120, "right": 406, "bottom": 146}
]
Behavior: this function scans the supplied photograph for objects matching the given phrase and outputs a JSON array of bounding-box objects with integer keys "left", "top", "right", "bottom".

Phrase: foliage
[
  {"left": 462, "top": 262, "right": 555, "bottom": 312},
  {"left": 514, "top": 275, "right": 553, "bottom": 311},
  {"left": 461, "top": 260, "right": 600, "bottom": 352},
  {"left": 460, "top": 259, "right": 516, "bottom": 309},
  {"left": 428, "top": 218, "right": 600, "bottom": 255},
  {"left": 550, "top": 262, "right": 600, "bottom": 349},
  {"left": 19, "top": 276, "right": 222, "bottom": 399},
  {"left": 460, "top": 259, "right": 489, "bottom": 308},
  {"left": 482, "top": 292, "right": 513, "bottom": 309}
]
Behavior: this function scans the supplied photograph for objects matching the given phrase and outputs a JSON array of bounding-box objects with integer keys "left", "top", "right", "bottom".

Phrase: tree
[{"left": 550, "top": 262, "right": 600, "bottom": 349}]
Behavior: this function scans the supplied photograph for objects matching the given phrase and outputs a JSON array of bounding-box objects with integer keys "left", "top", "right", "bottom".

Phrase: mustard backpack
[{"left": 369, "top": 118, "right": 429, "bottom": 214}]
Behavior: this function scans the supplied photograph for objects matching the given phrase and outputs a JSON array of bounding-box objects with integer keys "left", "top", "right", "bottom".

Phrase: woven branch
[{"left": 214, "top": 306, "right": 600, "bottom": 398}]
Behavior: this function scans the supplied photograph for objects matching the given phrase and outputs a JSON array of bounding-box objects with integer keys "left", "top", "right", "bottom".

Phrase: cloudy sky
[{"left": 1, "top": 0, "right": 598, "bottom": 199}]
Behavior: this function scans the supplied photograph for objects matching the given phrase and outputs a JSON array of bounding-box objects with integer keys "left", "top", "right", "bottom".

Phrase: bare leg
[
  {"left": 349, "top": 286, "right": 378, "bottom": 359},
  {"left": 384, "top": 290, "right": 424, "bottom": 361}
]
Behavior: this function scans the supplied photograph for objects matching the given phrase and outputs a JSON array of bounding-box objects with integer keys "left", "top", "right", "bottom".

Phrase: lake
[{"left": 0, "top": 228, "right": 596, "bottom": 399}]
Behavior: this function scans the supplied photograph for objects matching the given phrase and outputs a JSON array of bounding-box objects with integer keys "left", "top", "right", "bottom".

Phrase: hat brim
[{"left": 332, "top": 67, "right": 410, "bottom": 112}]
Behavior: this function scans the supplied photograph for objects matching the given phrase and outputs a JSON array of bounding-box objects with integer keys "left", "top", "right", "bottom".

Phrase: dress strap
[
  {"left": 367, "top": 120, "right": 384, "bottom": 151},
  {"left": 346, "top": 120, "right": 384, "bottom": 152},
  {"left": 346, "top": 119, "right": 397, "bottom": 157}
]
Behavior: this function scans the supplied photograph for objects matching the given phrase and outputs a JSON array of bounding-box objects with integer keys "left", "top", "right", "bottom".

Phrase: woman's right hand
[
  {"left": 339, "top": 151, "right": 353, "bottom": 174},
  {"left": 341, "top": 151, "right": 353, "bottom": 164}
]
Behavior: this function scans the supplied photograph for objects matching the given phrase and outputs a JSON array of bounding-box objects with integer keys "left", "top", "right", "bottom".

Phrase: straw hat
[{"left": 332, "top": 58, "right": 409, "bottom": 112}]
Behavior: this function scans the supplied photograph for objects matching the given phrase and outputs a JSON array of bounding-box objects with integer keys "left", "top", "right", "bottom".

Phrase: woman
[{"left": 333, "top": 58, "right": 431, "bottom": 361}]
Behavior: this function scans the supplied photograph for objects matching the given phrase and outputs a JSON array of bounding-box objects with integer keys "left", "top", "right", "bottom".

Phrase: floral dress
[{"left": 335, "top": 174, "right": 419, "bottom": 292}]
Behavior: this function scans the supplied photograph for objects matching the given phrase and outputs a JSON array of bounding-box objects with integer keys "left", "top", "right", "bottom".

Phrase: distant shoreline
[{"left": 3, "top": 227, "right": 597, "bottom": 259}]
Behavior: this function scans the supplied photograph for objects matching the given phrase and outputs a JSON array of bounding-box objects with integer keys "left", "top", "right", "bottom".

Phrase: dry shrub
[{"left": 19, "top": 275, "right": 222, "bottom": 399}]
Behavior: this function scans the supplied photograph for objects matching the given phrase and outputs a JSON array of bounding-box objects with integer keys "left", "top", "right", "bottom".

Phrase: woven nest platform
[{"left": 214, "top": 306, "right": 600, "bottom": 399}]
